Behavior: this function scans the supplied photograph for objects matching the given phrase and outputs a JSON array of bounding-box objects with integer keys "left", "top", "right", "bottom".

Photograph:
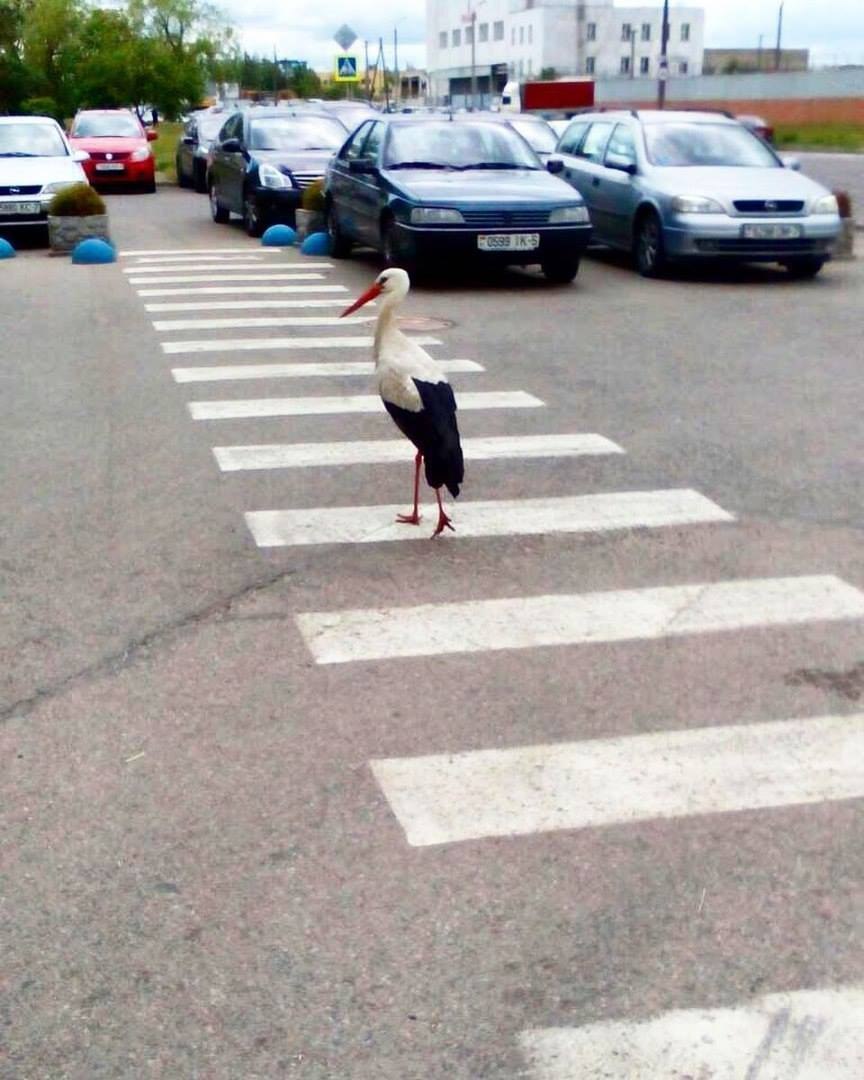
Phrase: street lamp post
[
  {"left": 657, "top": 0, "right": 670, "bottom": 108},
  {"left": 470, "top": 10, "right": 477, "bottom": 108},
  {"left": 774, "top": 2, "right": 784, "bottom": 71}
]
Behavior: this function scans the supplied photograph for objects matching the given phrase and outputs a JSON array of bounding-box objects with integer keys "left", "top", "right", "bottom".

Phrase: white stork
[{"left": 340, "top": 268, "right": 464, "bottom": 537}]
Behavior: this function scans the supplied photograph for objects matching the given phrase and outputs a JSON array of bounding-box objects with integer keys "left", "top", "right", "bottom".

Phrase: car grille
[
  {"left": 695, "top": 238, "right": 829, "bottom": 254},
  {"left": 291, "top": 171, "right": 324, "bottom": 189},
  {"left": 460, "top": 209, "right": 551, "bottom": 228},
  {"left": 733, "top": 199, "right": 805, "bottom": 214},
  {"left": 88, "top": 150, "right": 132, "bottom": 162},
  {"left": 0, "top": 185, "right": 41, "bottom": 196}
]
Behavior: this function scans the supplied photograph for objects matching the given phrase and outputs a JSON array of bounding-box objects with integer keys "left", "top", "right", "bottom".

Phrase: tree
[
  {"left": 0, "top": 0, "right": 32, "bottom": 113},
  {"left": 540, "top": 66, "right": 558, "bottom": 80},
  {"left": 21, "top": 0, "right": 85, "bottom": 117}
]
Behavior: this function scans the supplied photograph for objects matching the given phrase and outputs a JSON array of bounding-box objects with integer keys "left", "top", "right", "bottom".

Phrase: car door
[
  {"left": 328, "top": 120, "right": 373, "bottom": 242},
  {"left": 210, "top": 115, "right": 239, "bottom": 202},
  {"left": 567, "top": 121, "right": 616, "bottom": 240},
  {"left": 596, "top": 123, "right": 642, "bottom": 249},
  {"left": 555, "top": 118, "right": 591, "bottom": 192},
  {"left": 223, "top": 114, "right": 248, "bottom": 213},
  {"left": 352, "top": 121, "right": 385, "bottom": 245},
  {"left": 179, "top": 118, "right": 196, "bottom": 180}
]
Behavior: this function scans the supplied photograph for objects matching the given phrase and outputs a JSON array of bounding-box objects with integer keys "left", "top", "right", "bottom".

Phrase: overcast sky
[{"left": 224, "top": 0, "right": 864, "bottom": 74}]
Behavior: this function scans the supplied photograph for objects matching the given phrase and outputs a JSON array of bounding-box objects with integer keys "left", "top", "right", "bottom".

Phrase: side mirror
[
  {"left": 72, "top": 149, "right": 90, "bottom": 163},
  {"left": 349, "top": 158, "right": 377, "bottom": 175},
  {"left": 606, "top": 156, "right": 637, "bottom": 175},
  {"left": 781, "top": 155, "right": 801, "bottom": 171},
  {"left": 546, "top": 157, "right": 564, "bottom": 174},
  {"left": 221, "top": 138, "right": 245, "bottom": 155},
  {"left": 181, "top": 135, "right": 194, "bottom": 146},
  {"left": 146, "top": 129, "right": 159, "bottom": 142}
]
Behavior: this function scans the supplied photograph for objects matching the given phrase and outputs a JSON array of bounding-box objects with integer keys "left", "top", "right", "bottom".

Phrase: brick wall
[{"left": 608, "top": 97, "right": 864, "bottom": 125}]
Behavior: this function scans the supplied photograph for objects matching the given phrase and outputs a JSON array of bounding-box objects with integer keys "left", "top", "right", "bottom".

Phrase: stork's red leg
[
  {"left": 396, "top": 451, "right": 422, "bottom": 525},
  {"left": 431, "top": 487, "right": 455, "bottom": 538}
]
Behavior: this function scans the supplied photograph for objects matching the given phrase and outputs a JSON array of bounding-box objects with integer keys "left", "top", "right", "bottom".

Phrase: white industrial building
[{"left": 426, "top": 0, "right": 705, "bottom": 106}]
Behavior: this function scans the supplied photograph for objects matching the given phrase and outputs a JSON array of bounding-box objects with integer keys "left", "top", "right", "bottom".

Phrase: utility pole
[
  {"left": 657, "top": 0, "right": 670, "bottom": 107},
  {"left": 394, "top": 27, "right": 400, "bottom": 107},
  {"left": 757, "top": 33, "right": 764, "bottom": 72},
  {"left": 630, "top": 27, "right": 636, "bottom": 79},
  {"left": 364, "top": 40, "right": 370, "bottom": 102},
  {"left": 774, "top": 2, "right": 784, "bottom": 70},
  {"left": 470, "top": 10, "right": 477, "bottom": 109}
]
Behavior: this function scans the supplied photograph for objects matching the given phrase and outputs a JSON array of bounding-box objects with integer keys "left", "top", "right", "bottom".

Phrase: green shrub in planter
[
  {"left": 300, "top": 178, "right": 326, "bottom": 213},
  {"left": 48, "top": 183, "right": 110, "bottom": 254},
  {"left": 833, "top": 190, "right": 855, "bottom": 260},
  {"left": 834, "top": 190, "right": 852, "bottom": 219}
]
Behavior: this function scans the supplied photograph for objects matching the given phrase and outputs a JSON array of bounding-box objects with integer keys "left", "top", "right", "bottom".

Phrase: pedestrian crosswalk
[{"left": 121, "top": 242, "right": 864, "bottom": 1077}]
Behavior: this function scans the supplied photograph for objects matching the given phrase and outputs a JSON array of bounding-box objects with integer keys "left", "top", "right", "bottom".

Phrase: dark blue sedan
[{"left": 325, "top": 115, "right": 592, "bottom": 282}]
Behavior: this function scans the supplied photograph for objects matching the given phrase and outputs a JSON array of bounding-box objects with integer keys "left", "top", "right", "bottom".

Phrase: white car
[{"left": 0, "top": 116, "right": 90, "bottom": 235}]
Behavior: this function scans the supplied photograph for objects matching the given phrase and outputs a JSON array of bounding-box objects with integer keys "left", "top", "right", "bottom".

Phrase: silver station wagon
[{"left": 552, "top": 110, "right": 842, "bottom": 278}]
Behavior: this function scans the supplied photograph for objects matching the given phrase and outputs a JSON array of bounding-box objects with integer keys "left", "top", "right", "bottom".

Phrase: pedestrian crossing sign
[{"left": 334, "top": 55, "right": 359, "bottom": 82}]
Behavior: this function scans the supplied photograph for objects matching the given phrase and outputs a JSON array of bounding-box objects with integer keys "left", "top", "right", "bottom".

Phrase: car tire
[
  {"left": 210, "top": 182, "right": 229, "bottom": 223},
  {"left": 243, "top": 191, "right": 264, "bottom": 237},
  {"left": 193, "top": 162, "right": 207, "bottom": 194},
  {"left": 541, "top": 256, "right": 580, "bottom": 284},
  {"left": 176, "top": 158, "right": 190, "bottom": 188},
  {"left": 382, "top": 218, "right": 414, "bottom": 274},
  {"left": 327, "top": 202, "right": 351, "bottom": 258},
  {"left": 783, "top": 256, "right": 825, "bottom": 280},
  {"left": 143, "top": 178, "right": 156, "bottom": 194},
  {"left": 634, "top": 210, "right": 667, "bottom": 278}
]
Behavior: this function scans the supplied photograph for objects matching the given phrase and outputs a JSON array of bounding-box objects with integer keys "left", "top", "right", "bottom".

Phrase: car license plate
[
  {"left": 96, "top": 163, "right": 125, "bottom": 172},
  {"left": 3, "top": 201, "right": 42, "bottom": 215},
  {"left": 477, "top": 233, "right": 540, "bottom": 252},
  {"left": 741, "top": 223, "right": 802, "bottom": 239}
]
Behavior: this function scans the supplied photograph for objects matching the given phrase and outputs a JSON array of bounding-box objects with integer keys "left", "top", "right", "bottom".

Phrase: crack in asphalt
[{"left": 0, "top": 563, "right": 301, "bottom": 726}]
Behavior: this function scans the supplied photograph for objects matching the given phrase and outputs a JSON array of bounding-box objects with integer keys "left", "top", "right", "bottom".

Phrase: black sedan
[
  {"left": 325, "top": 115, "right": 592, "bottom": 282},
  {"left": 207, "top": 109, "right": 347, "bottom": 236}
]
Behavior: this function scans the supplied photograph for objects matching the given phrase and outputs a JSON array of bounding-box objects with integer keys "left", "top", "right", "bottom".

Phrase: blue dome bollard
[
  {"left": 0, "top": 238, "right": 16, "bottom": 259},
  {"left": 262, "top": 224, "right": 296, "bottom": 247},
  {"left": 71, "top": 238, "right": 116, "bottom": 264},
  {"left": 300, "top": 231, "right": 331, "bottom": 256}
]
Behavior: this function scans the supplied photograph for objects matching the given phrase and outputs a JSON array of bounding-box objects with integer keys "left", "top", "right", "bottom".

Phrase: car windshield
[
  {"left": 249, "top": 117, "right": 346, "bottom": 151},
  {"left": 0, "top": 122, "right": 68, "bottom": 157},
  {"left": 509, "top": 119, "right": 557, "bottom": 154},
  {"left": 643, "top": 122, "right": 779, "bottom": 167},
  {"left": 385, "top": 121, "right": 540, "bottom": 169},
  {"left": 72, "top": 114, "right": 143, "bottom": 138}
]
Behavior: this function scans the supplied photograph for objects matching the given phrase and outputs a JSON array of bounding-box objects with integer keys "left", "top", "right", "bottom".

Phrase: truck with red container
[{"left": 501, "top": 78, "right": 595, "bottom": 115}]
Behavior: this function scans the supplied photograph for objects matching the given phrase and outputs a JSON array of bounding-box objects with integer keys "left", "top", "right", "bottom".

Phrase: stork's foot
[
  {"left": 396, "top": 511, "right": 422, "bottom": 526},
  {"left": 431, "top": 509, "right": 455, "bottom": 538}
]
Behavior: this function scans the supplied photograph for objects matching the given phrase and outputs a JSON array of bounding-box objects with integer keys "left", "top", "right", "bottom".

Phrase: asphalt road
[
  {"left": 797, "top": 151, "right": 864, "bottom": 223},
  {"left": 1, "top": 189, "right": 863, "bottom": 1079}
]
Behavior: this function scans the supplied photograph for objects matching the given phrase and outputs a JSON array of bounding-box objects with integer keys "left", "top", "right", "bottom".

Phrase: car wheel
[
  {"left": 783, "top": 256, "right": 825, "bottom": 280},
  {"left": 634, "top": 210, "right": 667, "bottom": 278},
  {"left": 243, "top": 192, "right": 264, "bottom": 237},
  {"left": 541, "top": 256, "right": 580, "bottom": 284},
  {"left": 143, "top": 178, "right": 156, "bottom": 194},
  {"left": 382, "top": 219, "right": 414, "bottom": 274},
  {"left": 327, "top": 202, "right": 351, "bottom": 258},
  {"left": 193, "top": 162, "right": 207, "bottom": 194},
  {"left": 176, "top": 158, "right": 190, "bottom": 188},
  {"left": 210, "top": 182, "right": 229, "bottom": 223}
]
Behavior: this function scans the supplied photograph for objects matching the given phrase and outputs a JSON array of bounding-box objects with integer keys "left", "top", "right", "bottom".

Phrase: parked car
[
  {"left": 0, "top": 116, "right": 89, "bottom": 237},
  {"left": 325, "top": 115, "right": 592, "bottom": 282},
  {"left": 207, "top": 108, "right": 348, "bottom": 235},
  {"left": 736, "top": 114, "right": 775, "bottom": 144},
  {"left": 317, "top": 100, "right": 379, "bottom": 134},
  {"left": 176, "top": 111, "right": 227, "bottom": 192},
  {"left": 68, "top": 109, "right": 157, "bottom": 192},
  {"left": 476, "top": 112, "right": 559, "bottom": 162},
  {"left": 552, "top": 109, "right": 841, "bottom": 278}
]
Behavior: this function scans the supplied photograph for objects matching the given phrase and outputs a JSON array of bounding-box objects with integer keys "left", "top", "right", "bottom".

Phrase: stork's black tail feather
[{"left": 414, "top": 379, "right": 464, "bottom": 498}]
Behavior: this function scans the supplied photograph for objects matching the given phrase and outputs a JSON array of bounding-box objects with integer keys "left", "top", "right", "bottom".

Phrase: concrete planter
[
  {"left": 48, "top": 213, "right": 111, "bottom": 254},
  {"left": 295, "top": 208, "right": 324, "bottom": 240},
  {"left": 834, "top": 218, "right": 855, "bottom": 260}
]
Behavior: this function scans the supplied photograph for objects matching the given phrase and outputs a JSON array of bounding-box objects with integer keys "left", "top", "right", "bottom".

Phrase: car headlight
[
  {"left": 259, "top": 163, "right": 291, "bottom": 190},
  {"left": 549, "top": 205, "right": 590, "bottom": 224},
  {"left": 130, "top": 147, "right": 152, "bottom": 162},
  {"left": 410, "top": 207, "right": 464, "bottom": 225},
  {"left": 41, "top": 181, "right": 78, "bottom": 194},
  {"left": 812, "top": 194, "right": 839, "bottom": 215},
  {"left": 671, "top": 195, "right": 725, "bottom": 214}
]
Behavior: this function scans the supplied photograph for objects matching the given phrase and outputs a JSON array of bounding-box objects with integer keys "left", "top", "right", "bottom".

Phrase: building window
[
  {"left": 493, "top": 20, "right": 504, "bottom": 40},
  {"left": 641, "top": 23, "right": 651, "bottom": 41},
  {"left": 586, "top": 22, "right": 596, "bottom": 42},
  {"left": 511, "top": 27, "right": 515, "bottom": 45},
  {"left": 620, "top": 55, "right": 631, "bottom": 74},
  {"left": 519, "top": 26, "right": 524, "bottom": 45},
  {"left": 585, "top": 56, "right": 595, "bottom": 74},
  {"left": 438, "top": 30, "right": 447, "bottom": 49},
  {"left": 465, "top": 25, "right": 474, "bottom": 44},
  {"left": 681, "top": 22, "right": 690, "bottom": 41},
  {"left": 518, "top": 59, "right": 524, "bottom": 76},
  {"left": 452, "top": 28, "right": 460, "bottom": 46},
  {"left": 528, "top": 25, "right": 532, "bottom": 44},
  {"left": 528, "top": 58, "right": 532, "bottom": 74},
  {"left": 621, "top": 22, "right": 632, "bottom": 42},
  {"left": 679, "top": 60, "right": 689, "bottom": 74},
  {"left": 479, "top": 22, "right": 488, "bottom": 42},
  {"left": 640, "top": 56, "right": 650, "bottom": 74}
]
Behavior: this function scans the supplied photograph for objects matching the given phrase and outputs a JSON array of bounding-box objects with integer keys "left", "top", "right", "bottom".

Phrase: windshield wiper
[
  {"left": 454, "top": 162, "right": 538, "bottom": 170},
  {"left": 387, "top": 161, "right": 450, "bottom": 170},
  {"left": 0, "top": 152, "right": 39, "bottom": 157}
]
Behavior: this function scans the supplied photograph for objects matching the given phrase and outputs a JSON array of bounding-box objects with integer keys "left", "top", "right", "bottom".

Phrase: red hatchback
[{"left": 68, "top": 110, "right": 157, "bottom": 192}]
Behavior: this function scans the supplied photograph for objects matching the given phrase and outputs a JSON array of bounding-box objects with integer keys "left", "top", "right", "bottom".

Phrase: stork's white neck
[{"left": 373, "top": 290, "right": 403, "bottom": 361}]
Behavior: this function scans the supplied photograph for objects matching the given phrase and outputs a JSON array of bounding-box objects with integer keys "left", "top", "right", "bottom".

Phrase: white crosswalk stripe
[
  {"left": 172, "top": 359, "right": 483, "bottom": 383},
  {"left": 131, "top": 254, "right": 272, "bottom": 264},
  {"left": 126, "top": 264, "right": 331, "bottom": 275},
  {"left": 128, "top": 272, "right": 329, "bottom": 285},
  {"left": 188, "top": 389, "right": 543, "bottom": 420},
  {"left": 371, "top": 712, "right": 864, "bottom": 846},
  {"left": 119, "top": 247, "right": 290, "bottom": 256},
  {"left": 146, "top": 298, "right": 352, "bottom": 311},
  {"left": 213, "top": 433, "right": 623, "bottom": 471},
  {"left": 295, "top": 574, "right": 864, "bottom": 665},
  {"left": 153, "top": 314, "right": 375, "bottom": 331},
  {"left": 137, "top": 284, "right": 348, "bottom": 297},
  {"left": 162, "top": 334, "right": 443, "bottom": 355},
  {"left": 520, "top": 985, "right": 864, "bottom": 1079},
  {"left": 245, "top": 490, "right": 732, "bottom": 548}
]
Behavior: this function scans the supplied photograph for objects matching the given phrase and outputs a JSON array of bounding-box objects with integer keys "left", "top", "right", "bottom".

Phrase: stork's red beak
[{"left": 340, "top": 280, "right": 383, "bottom": 318}]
